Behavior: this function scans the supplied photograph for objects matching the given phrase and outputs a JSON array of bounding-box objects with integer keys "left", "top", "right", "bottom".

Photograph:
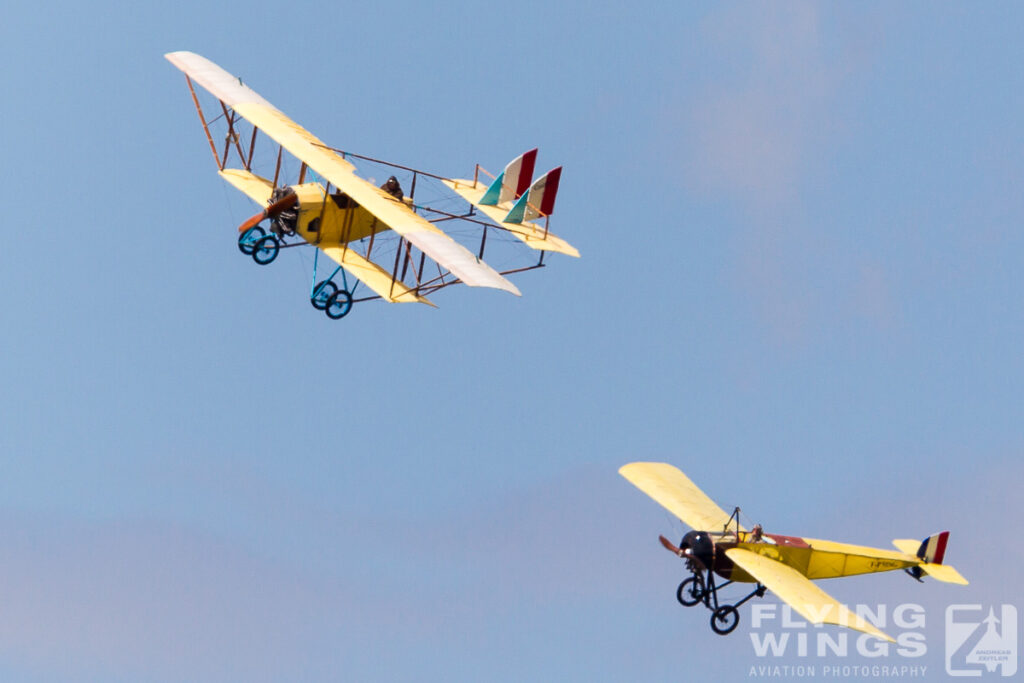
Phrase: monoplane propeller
[{"left": 660, "top": 534, "right": 685, "bottom": 557}]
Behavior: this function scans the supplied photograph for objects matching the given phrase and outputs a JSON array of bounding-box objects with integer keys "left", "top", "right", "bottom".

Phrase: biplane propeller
[
  {"left": 620, "top": 463, "right": 968, "bottom": 640},
  {"left": 166, "top": 51, "right": 578, "bottom": 320}
]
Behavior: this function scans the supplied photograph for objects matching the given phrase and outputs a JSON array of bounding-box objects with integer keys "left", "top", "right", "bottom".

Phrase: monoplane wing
[
  {"left": 725, "top": 548, "right": 894, "bottom": 642},
  {"left": 618, "top": 462, "right": 744, "bottom": 532},
  {"left": 166, "top": 51, "right": 520, "bottom": 296}
]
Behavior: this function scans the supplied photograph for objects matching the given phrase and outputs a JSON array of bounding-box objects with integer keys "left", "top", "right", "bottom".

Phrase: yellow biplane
[
  {"left": 166, "top": 52, "right": 577, "bottom": 320},
  {"left": 620, "top": 462, "right": 968, "bottom": 641}
]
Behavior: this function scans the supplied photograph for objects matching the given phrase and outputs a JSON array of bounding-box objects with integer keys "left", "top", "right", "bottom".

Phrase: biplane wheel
[
  {"left": 325, "top": 289, "right": 353, "bottom": 320},
  {"left": 310, "top": 280, "right": 338, "bottom": 310},
  {"left": 710, "top": 605, "right": 739, "bottom": 635},
  {"left": 238, "top": 226, "right": 266, "bottom": 255},
  {"left": 676, "top": 577, "right": 705, "bottom": 607},
  {"left": 252, "top": 235, "right": 280, "bottom": 265}
]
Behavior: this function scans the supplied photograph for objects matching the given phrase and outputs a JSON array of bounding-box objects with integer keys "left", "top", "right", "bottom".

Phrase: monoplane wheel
[
  {"left": 238, "top": 226, "right": 266, "bottom": 255},
  {"left": 325, "top": 289, "right": 353, "bottom": 320},
  {"left": 310, "top": 280, "right": 338, "bottom": 310},
  {"left": 252, "top": 235, "right": 280, "bottom": 265},
  {"left": 676, "top": 577, "right": 705, "bottom": 607},
  {"left": 710, "top": 605, "right": 739, "bottom": 635}
]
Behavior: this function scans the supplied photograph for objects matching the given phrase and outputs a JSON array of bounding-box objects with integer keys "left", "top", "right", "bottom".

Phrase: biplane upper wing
[
  {"left": 618, "top": 462, "right": 744, "bottom": 532},
  {"left": 725, "top": 548, "right": 894, "bottom": 642},
  {"left": 166, "top": 51, "right": 520, "bottom": 296}
]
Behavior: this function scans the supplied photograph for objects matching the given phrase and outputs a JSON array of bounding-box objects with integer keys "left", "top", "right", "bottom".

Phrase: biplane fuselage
[
  {"left": 289, "top": 182, "right": 393, "bottom": 245},
  {"left": 681, "top": 529, "right": 918, "bottom": 584}
]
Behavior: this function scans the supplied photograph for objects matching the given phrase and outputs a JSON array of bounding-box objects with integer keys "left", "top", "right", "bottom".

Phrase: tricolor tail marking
[
  {"left": 504, "top": 167, "right": 562, "bottom": 224},
  {"left": 479, "top": 148, "right": 537, "bottom": 206},
  {"left": 918, "top": 531, "right": 949, "bottom": 565}
]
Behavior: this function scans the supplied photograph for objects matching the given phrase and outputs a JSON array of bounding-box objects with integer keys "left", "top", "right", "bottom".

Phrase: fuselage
[
  {"left": 287, "top": 182, "right": 396, "bottom": 246},
  {"left": 680, "top": 530, "right": 918, "bottom": 583}
]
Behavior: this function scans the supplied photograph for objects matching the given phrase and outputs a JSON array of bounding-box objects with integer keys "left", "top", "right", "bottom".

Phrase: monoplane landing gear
[
  {"left": 711, "top": 605, "right": 740, "bottom": 635},
  {"left": 676, "top": 570, "right": 766, "bottom": 637},
  {"left": 252, "top": 234, "right": 280, "bottom": 265},
  {"left": 676, "top": 575, "right": 706, "bottom": 607},
  {"left": 238, "top": 226, "right": 265, "bottom": 255}
]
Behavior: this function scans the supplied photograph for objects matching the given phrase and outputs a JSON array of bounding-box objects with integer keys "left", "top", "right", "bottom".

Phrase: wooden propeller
[{"left": 237, "top": 192, "right": 298, "bottom": 233}]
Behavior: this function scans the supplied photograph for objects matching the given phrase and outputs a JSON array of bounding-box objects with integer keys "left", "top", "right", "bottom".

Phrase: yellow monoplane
[
  {"left": 166, "top": 51, "right": 577, "bottom": 320},
  {"left": 620, "top": 462, "right": 968, "bottom": 641}
]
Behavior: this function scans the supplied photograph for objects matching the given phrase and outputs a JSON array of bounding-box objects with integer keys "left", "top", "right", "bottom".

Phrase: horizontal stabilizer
[
  {"left": 919, "top": 563, "right": 968, "bottom": 585},
  {"left": 441, "top": 178, "right": 579, "bottom": 257}
]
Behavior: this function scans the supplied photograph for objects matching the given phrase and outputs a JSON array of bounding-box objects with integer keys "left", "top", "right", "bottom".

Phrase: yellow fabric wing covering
[
  {"left": 219, "top": 169, "right": 274, "bottom": 206},
  {"left": 618, "top": 462, "right": 744, "bottom": 532},
  {"left": 725, "top": 548, "right": 894, "bottom": 642},
  {"left": 319, "top": 246, "right": 433, "bottom": 305}
]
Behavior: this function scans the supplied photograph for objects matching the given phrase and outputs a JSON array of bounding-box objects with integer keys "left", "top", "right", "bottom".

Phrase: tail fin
[
  {"left": 504, "top": 166, "right": 562, "bottom": 224},
  {"left": 893, "top": 531, "right": 968, "bottom": 585},
  {"left": 918, "top": 531, "right": 950, "bottom": 564},
  {"left": 479, "top": 148, "right": 537, "bottom": 206}
]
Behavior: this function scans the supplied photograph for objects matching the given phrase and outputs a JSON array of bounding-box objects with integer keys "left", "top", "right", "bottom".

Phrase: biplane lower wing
[
  {"left": 618, "top": 462, "right": 744, "bottom": 533},
  {"left": 725, "top": 548, "right": 894, "bottom": 642},
  {"left": 219, "top": 168, "right": 273, "bottom": 205},
  {"left": 443, "top": 179, "right": 579, "bottom": 258},
  {"left": 320, "top": 246, "right": 433, "bottom": 305}
]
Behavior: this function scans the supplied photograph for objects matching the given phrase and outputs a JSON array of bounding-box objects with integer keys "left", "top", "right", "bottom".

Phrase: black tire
[
  {"left": 310, "top": 280, "right": 338, "bottom": 310},
  {"left": 252, "top": 235, "right": 279, "bottom": 265},
  {"left": 711, "top": 605, "right": 739, "bottom": 635},
  {"left": 325, "top": 289, "right": 353, "bottom": 320},
  {"left": 238, "top": 226, "right": 266, "bottom": 255},
  {"left": 676, "top": 577, "right": 705, "bottom": 607}
]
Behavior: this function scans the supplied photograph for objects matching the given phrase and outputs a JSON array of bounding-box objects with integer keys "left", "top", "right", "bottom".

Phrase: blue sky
[{"left": 1, "top": 2, "right": 1022, "bottom": 681}]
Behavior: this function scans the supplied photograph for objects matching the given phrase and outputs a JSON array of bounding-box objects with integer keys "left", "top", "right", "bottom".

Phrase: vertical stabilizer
[
  {"left": 479, "top": 148, "right": 538, "bottom": 206},
  {"left": 504, "top": 167, "right": 562, "bottom": 224}
]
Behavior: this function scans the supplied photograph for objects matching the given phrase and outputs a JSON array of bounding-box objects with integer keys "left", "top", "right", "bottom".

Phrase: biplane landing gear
[
  {"left": 238, "top": 226, "right": 266, "bottom": 255},
  {"left": 325, "top": 289, "right": 353, "bottom": 319},
  {"left": 677, "top": 570, "right": 765, "bottom": 637},
  {"left": 252, "top": 234, "right": 280, "bottom": 265},
  {"left": 310, "top": 280, "right": 338, "bottom": 310}
]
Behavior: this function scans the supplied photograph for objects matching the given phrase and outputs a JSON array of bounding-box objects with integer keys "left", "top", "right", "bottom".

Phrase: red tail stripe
[
  {"left": 516, "top": 149, "right": 537, "bottom": 198},
  {"left": 932, "top": 531, "right": 949, "bottom": 565},
  {"left": 539, "top": 166, "right": 561, "bottom": 215}
]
